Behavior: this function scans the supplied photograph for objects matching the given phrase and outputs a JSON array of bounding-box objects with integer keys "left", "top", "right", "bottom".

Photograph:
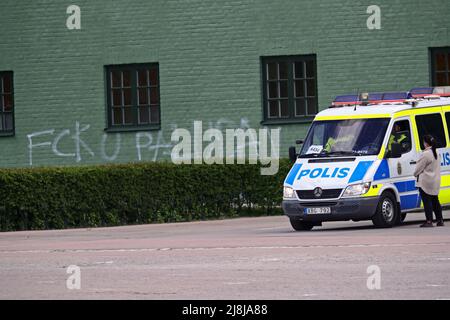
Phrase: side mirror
[
  {"left": 295, "top": 139, "right": 304, "bottom": 145},
  {"left": 388, "top": 143, "right": 402, "bottom": 158},
  {"left": 289, "top": 146, "right": 298, "bottom": 162}
]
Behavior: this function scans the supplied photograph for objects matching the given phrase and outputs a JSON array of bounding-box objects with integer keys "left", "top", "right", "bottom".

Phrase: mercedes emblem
[{"left": 313, "top": 187, "right": 323, "bottom": 198}]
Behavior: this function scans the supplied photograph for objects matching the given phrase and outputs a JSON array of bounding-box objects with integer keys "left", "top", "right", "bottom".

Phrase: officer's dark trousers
[{"left": 419, "top": 188, "right": 443, "bottom": 222}]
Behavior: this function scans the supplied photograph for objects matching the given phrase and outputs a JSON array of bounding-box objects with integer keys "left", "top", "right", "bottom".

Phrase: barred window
[
  {"left": 261, "top": 55, "right": 317, "bottom": 123},
  {"left": 105, "top": 63, "right": 160, "bottom": 131},
  {"left": 0, "top": 71, "right": 14, "bottom": 136},
  {"left": 430, "top": 47, "right": 450, "bottom": 86}
]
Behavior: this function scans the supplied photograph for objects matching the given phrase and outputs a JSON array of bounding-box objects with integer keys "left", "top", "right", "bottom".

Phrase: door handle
[{"left": 409, "top": 160, "right": 417, "bottom": 165}]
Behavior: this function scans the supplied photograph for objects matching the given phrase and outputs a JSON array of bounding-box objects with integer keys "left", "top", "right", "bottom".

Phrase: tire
[
  {"left": 289, "top": 218, "right": 314, "bottom": 231},
  {"left": 372, "top": 192, "right": 398, "bottom": 228}
]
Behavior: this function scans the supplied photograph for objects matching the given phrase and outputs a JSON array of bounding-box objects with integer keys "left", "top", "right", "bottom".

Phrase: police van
[{"left": 283, "top": 87, "right": 450, "bottom": 231}]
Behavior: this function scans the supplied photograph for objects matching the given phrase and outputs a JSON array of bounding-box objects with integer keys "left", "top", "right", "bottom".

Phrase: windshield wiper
[
  {"left": 299, "top": 150, "right": 362, "bottom": 158},
  {"left": 322, "top": 151, "right": 358, "bottom": 156}
]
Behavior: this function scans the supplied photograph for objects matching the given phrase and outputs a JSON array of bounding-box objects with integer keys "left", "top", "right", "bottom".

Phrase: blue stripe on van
[
  {"left": 374, "top": 159, "right": 390, "bottom": 181},
  {"left": 394, "top": 180, "right": 417, "bottom": 193},
  {"left": 400, "top": 194, "right": 420, "bottom": 210},
  {"left": 285, "top": 163, "right": 302, "bottom": 186},
  {"left": 348, "top": 161, "right": 373, "bottom": 183}
]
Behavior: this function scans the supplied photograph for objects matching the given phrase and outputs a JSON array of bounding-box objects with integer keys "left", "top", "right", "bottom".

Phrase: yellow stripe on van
[
  {"left": 363, "top": 183, "right": 383, "bottom": 197},
  {"left": 393, "top": 106, "right": 445, "bottom": 118},
  {"left": 438, "top": 189, "right": 450, "bottom": 206},
  {"left": 441, "top": 175, "right": 450, "bottom": 188},
  {"left": 314, "top": 114, "right": 391, "bottom": 121},
  {"left": 377, "top": 145, "right": 386, "bottom": 160}
]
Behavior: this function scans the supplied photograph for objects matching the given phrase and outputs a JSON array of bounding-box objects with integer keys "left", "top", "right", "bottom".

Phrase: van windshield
[{"left": 300, "top": 118, "right": 390, "bottom": 157}]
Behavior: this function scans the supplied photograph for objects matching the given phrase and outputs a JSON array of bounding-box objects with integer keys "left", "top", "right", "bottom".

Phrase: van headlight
[
  {"left": 283, "top": 186, "right": 295, "bottom": 199},
  {"left": 342, "top": 182, "right": 371, "bottom": 197}
]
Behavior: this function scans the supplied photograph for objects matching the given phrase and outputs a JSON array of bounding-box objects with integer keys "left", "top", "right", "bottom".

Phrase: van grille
[
  {"left": 301, "top": 201, "right": 338, "bottom": 207},
  {"left": 296, "top": 189, "right": 342, "bottom": 199}
]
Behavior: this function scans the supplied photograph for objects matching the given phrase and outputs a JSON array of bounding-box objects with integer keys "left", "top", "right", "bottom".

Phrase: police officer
[
  {"left": 388, "top": 123, "right": 407, "bottom": 151},
  {"left": 324, "top": 135, "right": 353, "bottom": 152}
]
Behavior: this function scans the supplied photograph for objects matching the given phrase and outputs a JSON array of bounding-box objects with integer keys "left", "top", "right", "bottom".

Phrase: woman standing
[{"left": 414, "top": 135, "right": 444, "bottom": 227}]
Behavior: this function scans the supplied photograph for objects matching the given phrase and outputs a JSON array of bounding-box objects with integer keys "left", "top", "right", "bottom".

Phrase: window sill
[
  {"left": 0, "top": 131, "right": 15, "bottom": 137},
  {"left": 260, "top": 117, "right": 315, "bottom": 125},
  {"left": 104, "top": 124, "right": 161, "bottom": 133}
]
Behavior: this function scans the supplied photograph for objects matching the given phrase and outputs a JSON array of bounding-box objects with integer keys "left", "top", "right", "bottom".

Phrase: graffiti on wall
[{"left": 26, "top": 118, "right": 279, "bottom": 168}]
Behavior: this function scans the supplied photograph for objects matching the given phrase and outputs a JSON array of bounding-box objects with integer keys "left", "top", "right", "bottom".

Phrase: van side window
[
  {"left": 445, "top": 112, "right": 450, "bottom": 141},
  {"left": 388, "top": 120, "right": 412, "bottom": 154},
  {"left": 415, "top": 113, "right": 446, "bottom": 149}
]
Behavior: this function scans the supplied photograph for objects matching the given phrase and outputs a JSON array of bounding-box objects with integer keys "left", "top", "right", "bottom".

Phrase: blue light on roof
[
  {"left": 382, "top": 92, "right": 410, "bottom": 100},
  {"left": 368, "top": 93, "right": 383, "bottom": 101},
  {"left": 333, "top": 94, "right": 359, "bottom": 102},
  {"left": 410, "top": 87, "right": 433, "bottom": 95}
]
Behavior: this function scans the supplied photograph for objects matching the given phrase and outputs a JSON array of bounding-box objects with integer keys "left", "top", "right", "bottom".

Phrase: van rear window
[{"left": 415, "top": 113, "right": 446, "bottom": 149}]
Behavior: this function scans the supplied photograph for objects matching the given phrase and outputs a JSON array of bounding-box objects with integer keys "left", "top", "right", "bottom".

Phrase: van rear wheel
[
  {"left": 372, "top": 192, "right": 398, "bottom": 228},
  {"left": 289, "top": 218, "right": 314, "bottom": 231}
]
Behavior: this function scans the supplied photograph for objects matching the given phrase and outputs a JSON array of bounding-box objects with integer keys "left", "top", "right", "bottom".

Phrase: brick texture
[{"left": 0, "top": 0, "right": 449, "bottom": 167}]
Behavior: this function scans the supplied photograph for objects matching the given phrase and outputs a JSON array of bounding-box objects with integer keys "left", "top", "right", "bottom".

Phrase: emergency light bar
[
  {"left": 331, "top": 86, "right": 450, "bottom": 107},
  {"left": 331, "top": 91, "right": 410, "bottom": 107},
  {"left": 410, "top": 86, "right": 450, "bottom": 98}
]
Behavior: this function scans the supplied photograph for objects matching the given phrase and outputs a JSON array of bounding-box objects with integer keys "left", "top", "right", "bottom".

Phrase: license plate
[{"left": 304, "top": 207, "right": 331, "bottom": 214}]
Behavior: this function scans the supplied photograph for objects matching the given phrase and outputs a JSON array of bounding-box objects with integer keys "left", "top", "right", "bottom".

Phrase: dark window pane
[
  {"left": 123, "top": 71, "right": 131, "bottom": 87},
  {"left": 111, "top": 71, "right": 121, "bottom": 88},
  {"left": 112, "top": 89, "right": 122, "bottom": 106},
  {"left": 150, "top": 88, "right": 159, "bottom": 104},
  {"left": 306, "top": 61, "right": 314, "bottom": 78},
  {"left": 149, "top": 68, "right": 158, "bottom": 85},
  {"left": 446, "top": 113, "right": 450, "bottom": 142},
  {"left": 3, "top": 94, "right": 13, "bottom": 111},
  {"left": 4, "top": 113, "right": 13, "bottom": 130},
  {"left": 306, "top": 80, "right": 316, "bottom": 96},
  {"left": 112, "top": 108, "right": 123, "bottom": 125},
  {"left": 279, "top": 81, "right": 288, "bottom": 98},
  {"left": 279, "top": 62, "right": 287, "bottom": 79},
  {"left": 138, "top": 88, "right": 148, "bottom": 105},
  {"left": 139, "top": 107, "right": 149, "bottom": 124},
  {"left": 307, "top": 98, "right": 317, "bottom": 115},
  {"left": 436, "top": 72, "right": 447, "bottom": 86},
  {"left": 269, "top": 100, "right": 278, "bottom": 118},
  {"left": 295, "top": 99, "right": 306, "bottom": 116},
  {"left": 138, "top": 70, "right": 148, "bottom": 87},
  {"left": 436, "top": 53, "right": 446, "bottom": 71},
  {"left": 124, "top": 107, "right": 133, "bottom": 124},
  {"left": 150, "top": 105, "right": 160, "bottom": 123},
  {"left": 0, "top": 115, "right": 3, "bottom": 130},
  {"left": 294, "top": 62, "right": 304, "bottom": 79},
  {"left": 123, "top": 88, "right": 132, "bottom": 106},
  {"left": 268, "top": 81, "right": 278, "bottom": 98},
  {"left": 295, "top": 80, "right": 305, "bottom": 97},
  {"left": 3, "top": 74, "right": 12, "bottom": 93},
  {"left": 415, "top": 113, "right": 446, "bottom": 149},
  {"left": 448, "top": 53, "right": 450, "bottom": 71},
  {"left": 267, "top": 63, "right": 277, "bottom": 80},
  {"left": 280, "top": 100, "right": 289, "bottom": 117}
]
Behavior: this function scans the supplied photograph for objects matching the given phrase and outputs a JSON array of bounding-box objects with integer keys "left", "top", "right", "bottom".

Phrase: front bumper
[{"left": 282, "top": 196, "right": 380, "bottom": 222}]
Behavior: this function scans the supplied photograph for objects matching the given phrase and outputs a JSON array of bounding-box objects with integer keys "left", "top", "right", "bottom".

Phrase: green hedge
[{"left": 0, "top": 160, "right": 291, "bottom": 231}]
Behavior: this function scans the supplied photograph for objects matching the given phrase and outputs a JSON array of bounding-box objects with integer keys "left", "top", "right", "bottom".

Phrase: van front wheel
[
  {"left": 290, "top": 218, "right": 314, "bottom": 231},
  {"left": 372, "top": 192, "right": 398, "bottom": 228}
]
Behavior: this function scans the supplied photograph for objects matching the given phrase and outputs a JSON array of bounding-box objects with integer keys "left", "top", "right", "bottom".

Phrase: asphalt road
[{"left": 0, "top": 212, "right": 450, "bottom": 300}]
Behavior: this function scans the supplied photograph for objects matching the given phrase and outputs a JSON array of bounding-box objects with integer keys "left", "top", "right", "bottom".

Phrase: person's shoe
[
  {"left": 436, "top": 220, "right": 445, "bottom": 227},
  {"left": 420, "top": 221, "right": 434, "bottom": 228}
]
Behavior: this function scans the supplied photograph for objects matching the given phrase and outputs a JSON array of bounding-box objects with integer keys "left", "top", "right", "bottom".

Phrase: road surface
[{"left": 0, "top": 212, "right": 449, "bottom": 299}]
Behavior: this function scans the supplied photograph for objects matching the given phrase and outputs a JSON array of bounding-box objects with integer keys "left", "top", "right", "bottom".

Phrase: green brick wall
[{"left": 0, "top": 0, "right": 449, "bottom": 167}]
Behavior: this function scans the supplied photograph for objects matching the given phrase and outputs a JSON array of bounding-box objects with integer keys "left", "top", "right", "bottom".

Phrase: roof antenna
[{"left": 354, "top": 88, "right": 359, "bottom": 111}]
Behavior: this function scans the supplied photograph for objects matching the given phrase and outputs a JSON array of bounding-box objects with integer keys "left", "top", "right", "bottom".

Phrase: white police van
[{"left": 283, "top": 87, "right": 450, "bottom": 230}]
